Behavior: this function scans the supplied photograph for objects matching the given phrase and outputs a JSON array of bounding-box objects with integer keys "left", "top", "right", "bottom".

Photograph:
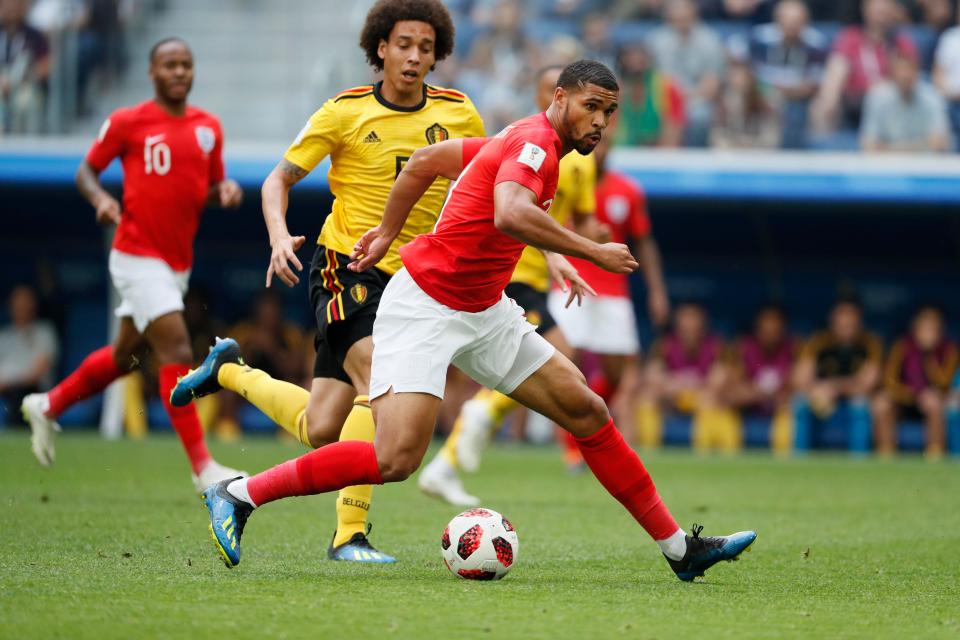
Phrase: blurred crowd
[
  {"left": 1, "top": 0, "right": 135, "bottom": 135},
  {"left": 631, "top": 297, "right": 959, "bottom": 458},
  {"left": 440, "top": 0, "right": 960, "bottom": 151},
  {"left": 3, "top": 280, "right": 959, "bottom": 458}
]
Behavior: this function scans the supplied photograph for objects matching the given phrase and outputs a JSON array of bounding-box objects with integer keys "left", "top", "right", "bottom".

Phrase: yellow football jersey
[
  {"left": 284, "top": 82, "right": 485, "bottom": 275},
  {"left": 510, "top": 150, "right": 597, "bottom": 292}
]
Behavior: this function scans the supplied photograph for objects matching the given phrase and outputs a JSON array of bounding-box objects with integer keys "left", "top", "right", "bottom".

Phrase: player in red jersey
[
  {"left": 200, "top": 61, "right": 755, "bottom": 580},
  {"left": 547, "top": 129, "right": 669, "bottom": 432},
  {"left": 21, "top": 38, "right": 246, "bottom": 491}
]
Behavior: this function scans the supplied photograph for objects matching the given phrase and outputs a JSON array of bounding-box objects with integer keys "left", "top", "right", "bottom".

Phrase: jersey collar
[{"left": 373, "top": 81, "right": 426, "bottom": 113}]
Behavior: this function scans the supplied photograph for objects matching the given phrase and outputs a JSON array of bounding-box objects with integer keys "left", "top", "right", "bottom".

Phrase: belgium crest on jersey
[
  {"left": 350, "top": 283, "right": 368, "bottom": 304},
  {"left": 195, "top": 126, "right": 216, "bottom": 153},
  {"left": 425, "top": 123, "right": 449, "bottom": 145}
]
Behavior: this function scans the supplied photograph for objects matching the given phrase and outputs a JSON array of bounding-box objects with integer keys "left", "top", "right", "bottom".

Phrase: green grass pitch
[{"left": 1, "top": 432, "right": 958, "bottom": 639}]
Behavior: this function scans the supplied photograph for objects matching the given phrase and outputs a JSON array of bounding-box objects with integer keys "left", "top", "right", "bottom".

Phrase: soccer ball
[{"left": 440, "top": 508, "right": 519, "bottom": 580}]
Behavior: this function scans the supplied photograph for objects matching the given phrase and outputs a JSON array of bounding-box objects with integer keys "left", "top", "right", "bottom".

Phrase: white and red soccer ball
[{"left": 441, "top": 508, "right": 519, "bottom": 580}]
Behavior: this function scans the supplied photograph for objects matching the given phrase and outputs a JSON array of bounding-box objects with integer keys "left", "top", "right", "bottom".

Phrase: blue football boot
[
  {"left": 666, "top": 524, "right": 757, "bottom": 582},
  {"left": 327, "top": 524, "right": 397, "bottom": 564},
  {"left": 170, "top": 337, "right": 244, "bottom": 407},
  {"left": 202, "top": 477, "right": 252, "bottom": 568}
]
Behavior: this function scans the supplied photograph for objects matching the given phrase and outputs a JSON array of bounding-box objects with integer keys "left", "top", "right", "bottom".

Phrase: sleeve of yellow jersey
[
  {"left": 462, "top": 94, "right": 486, "bottom": 139},
  {"left": 283, "top": 98, "right": 341, "bottom": 172},
  {"left": 575, "top": 152, "right": 597, "bottom": 216}
]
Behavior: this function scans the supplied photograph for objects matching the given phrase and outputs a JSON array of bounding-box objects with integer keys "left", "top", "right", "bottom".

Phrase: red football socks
[
  {"left": 575, "top": 418, "right": 680, "bottom": 541},
  {"left": 46, "top": 346, "right": 126, "bottom": 417},
  {"left": 247, "top": 441, "right": 382, "bottom": 507},
  {"left": 159, "top": 364, "right": 212, "bottom": 474}
]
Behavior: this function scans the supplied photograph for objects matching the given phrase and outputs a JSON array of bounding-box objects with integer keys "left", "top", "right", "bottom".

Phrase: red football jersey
[
  {"left": 401, "top": 113, "right": 562, "bottom": 312},
  {"left": 567, "top": 170, "right": 650, "bottom": 298},
  {"left": 86, "top": 100, "right": 225, "bottom": 271}
]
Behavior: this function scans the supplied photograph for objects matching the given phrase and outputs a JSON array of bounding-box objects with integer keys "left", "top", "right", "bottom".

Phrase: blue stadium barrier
[
  {"left": 3, "top": 146, "right": 959, "bottom": 452},
  {"left": 5, "top": 149, "right": 960, "bottom": 204}
]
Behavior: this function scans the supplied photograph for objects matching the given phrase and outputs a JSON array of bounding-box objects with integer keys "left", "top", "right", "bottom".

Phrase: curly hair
[{"left": 359, "top": 0, "right": 455, "bottom": 71}]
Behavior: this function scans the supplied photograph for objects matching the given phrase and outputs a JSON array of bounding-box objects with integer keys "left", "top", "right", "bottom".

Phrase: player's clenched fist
[
  {"left": 591, "top": 242, "right": 639, "bottom": 274},
  {"left": 217, "top": 179, "right": 243, "bottom": 209},
  {"left": 94, "top": 194, "right": 122, "bottom": 226}
]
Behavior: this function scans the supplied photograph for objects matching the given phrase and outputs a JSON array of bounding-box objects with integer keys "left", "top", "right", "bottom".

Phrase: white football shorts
[
  {"left": 369, "top": 268, "right": 556, "bottom": 400},
  {"left": 547, "top": 290, "right": 640, "bottom": 355},
  {"left": 109, "top": 250, "right": 190, "bottom": 333}
]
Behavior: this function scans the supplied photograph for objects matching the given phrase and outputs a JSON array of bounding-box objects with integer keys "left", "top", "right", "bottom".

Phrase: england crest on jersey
[{"left": 195, "top": 126, "right": 216, "bottom": 153}]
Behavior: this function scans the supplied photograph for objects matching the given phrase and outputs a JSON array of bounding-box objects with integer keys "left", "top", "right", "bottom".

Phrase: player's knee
[
  {"left": 560, "top": 384, "right": 609, "bottom": 435},
  {"left": 112, "top": 345, "right": 136, "bottom": 371},
  {"left": 376, "top": 451, "right": 420, "bottom": 482},
  {"left": 305, "top": 412, "right": 340, "bottom": 448},
  {"left": 374, "top": 434, "right": 425, "bottom": 482},
  {"left": 150, "top": 333, "right": 193, "bottom": 365}
]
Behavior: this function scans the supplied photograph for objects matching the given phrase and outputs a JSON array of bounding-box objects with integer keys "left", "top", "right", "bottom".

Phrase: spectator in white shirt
[
  {"left": 861, "top": 52, "right": 950, "bottom": 152},
  {"left": 0, "top": 285, "right": 58, "bottom": 425},
  {"left": 933, "top": 12, "right": 960, "bottom": 149}
]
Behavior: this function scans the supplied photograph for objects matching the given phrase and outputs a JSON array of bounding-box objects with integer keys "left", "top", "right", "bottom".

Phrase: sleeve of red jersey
[
  {"left": 85, "top": 109, "right": 127, "bottom": 172},
  {"left": 461, "top": 137, "right": 490, "bottom": 167},
  {"left": 630, "top": 181, "right": 652, "bottom": 238},
  {"left": 494, "top": 131, "right": 556, "bottom": 198},
  {"left": 209, "top": 118, "right": 226, "bottom": 185}
]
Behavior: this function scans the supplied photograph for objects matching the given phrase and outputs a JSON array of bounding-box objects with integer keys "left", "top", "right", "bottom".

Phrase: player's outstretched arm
[
  {"left": 493, "top": 181, "right": 639, "bottom": 275},
  {"left": 349, "top": 139, "right": 469, "bottom": 272},
  {"left": 261, "top": 159, "right": 309, "bottom": 287},
  {"left": 75, "top": 161, "right": 121, "bottom": 226}
]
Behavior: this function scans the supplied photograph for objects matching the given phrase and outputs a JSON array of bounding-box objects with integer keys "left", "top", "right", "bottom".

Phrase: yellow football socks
[
  {"left": 333, "top": 396, "right": 376, "bottom": 547},
  {"left": 485, "top": 390, "right": 520, "bottom": 423},
  {"left": 439, "top": 389, "right": 517, "bottom": 468},
  {"left": 439, "top": 416, "right": 462, "bottom": 467},
  {"left": 123, "top": 372, "right": 148, "bottom": 440},
  {"left": 216, "top": 363, "right": 310, "bottom": 446}
]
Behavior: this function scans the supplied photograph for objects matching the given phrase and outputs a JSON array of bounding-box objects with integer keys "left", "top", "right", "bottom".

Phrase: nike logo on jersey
[
  {"left": 145, "top": 134, "right": 166, "bottom": 145},
  {"left": 362, "top": 131, "right": 381, "bottom": 144}
]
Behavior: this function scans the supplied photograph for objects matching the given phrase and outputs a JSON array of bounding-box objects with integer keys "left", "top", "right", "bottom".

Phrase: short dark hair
[
  {"left": 557, "top": 59, "right": 619, "bottom": 94},
  {"left": 359, "top": 0, "right": 455, "bottom": 72},
  {"left": 149, "top": 37, "right": 190, "bottom": 63}
]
